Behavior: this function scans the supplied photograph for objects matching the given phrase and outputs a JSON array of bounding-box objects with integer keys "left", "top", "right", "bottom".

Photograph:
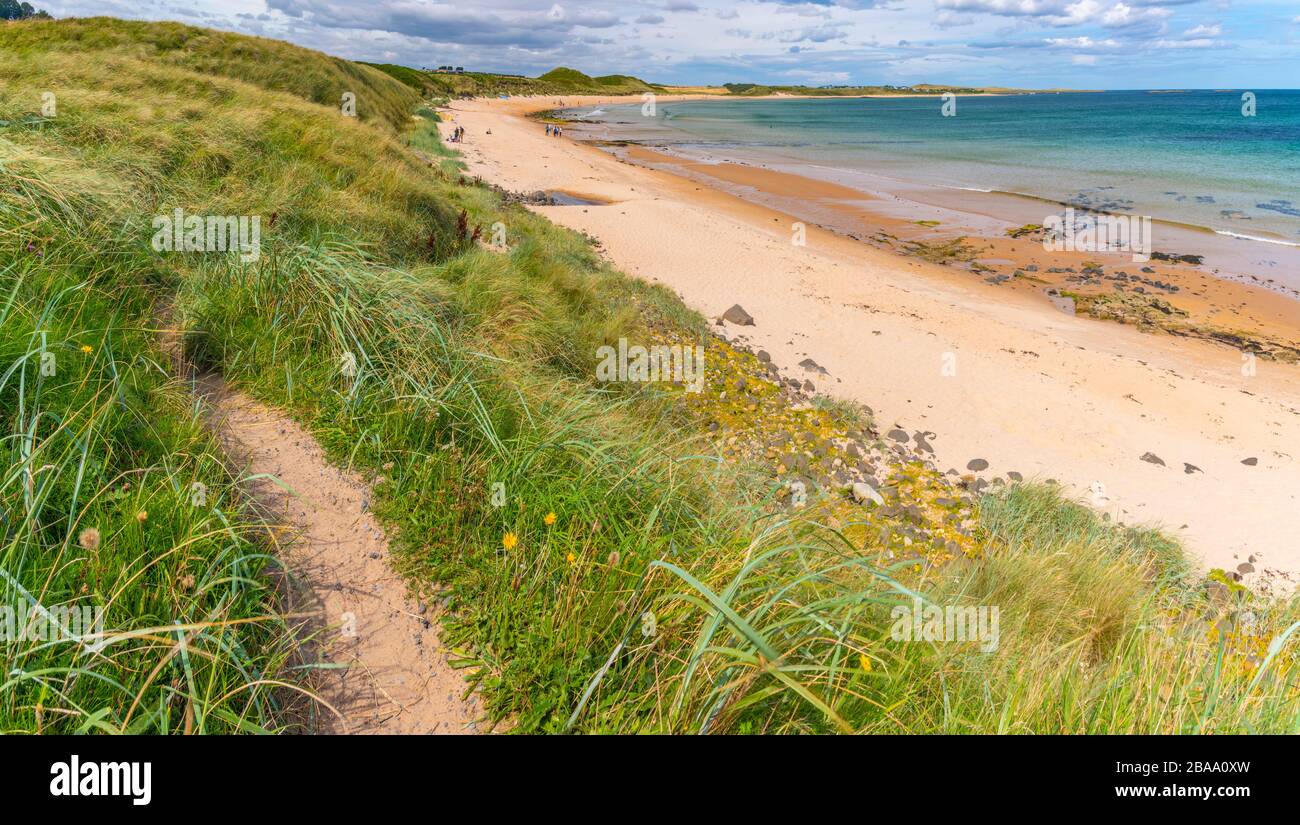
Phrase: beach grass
[{"left": 2, "top": 16, "right": 1298, "bottom": 735}]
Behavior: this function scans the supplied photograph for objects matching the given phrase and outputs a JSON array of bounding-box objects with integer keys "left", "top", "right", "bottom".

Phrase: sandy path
[
  {"left": 442, "top": 95, "right": 1300, "bottom": 588},
  {"left": 185, "top": 364, "right": 481, "bottom": 733}
]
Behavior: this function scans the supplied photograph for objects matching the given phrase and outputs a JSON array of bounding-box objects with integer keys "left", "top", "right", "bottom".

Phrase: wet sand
[{"left": 609, "top": 144, "right": 1300, "bottom": 350}]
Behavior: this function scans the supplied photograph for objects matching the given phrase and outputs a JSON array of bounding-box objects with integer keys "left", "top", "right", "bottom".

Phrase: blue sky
[{"left": 39, "top": 0, "right": 1300, "bottom": 88}]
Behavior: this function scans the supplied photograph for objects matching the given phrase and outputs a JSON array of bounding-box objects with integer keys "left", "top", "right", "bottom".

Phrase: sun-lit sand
[{"left": 441, "top": 94, "right": 1300, "bottom": 588}]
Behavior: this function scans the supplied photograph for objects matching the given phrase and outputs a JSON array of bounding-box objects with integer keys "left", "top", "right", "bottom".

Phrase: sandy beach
[{"left": 440, "top": 94, "right": 1300, "bottom": 587}]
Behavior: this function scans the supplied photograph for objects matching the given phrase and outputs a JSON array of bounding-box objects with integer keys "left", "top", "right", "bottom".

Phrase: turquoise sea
[{"left": 570, "top": 91, "right": 1300, "bottom": 247}]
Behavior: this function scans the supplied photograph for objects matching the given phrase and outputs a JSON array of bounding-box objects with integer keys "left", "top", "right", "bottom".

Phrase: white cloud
[
  {"left": 934, "top": 10, "right": 976, "bottom": 28},
  {"left": 936, "top": 0, "right": 1102, "bottom": 26},
  {"left": 1100, "top": 2, "right": 1171, "bottom": 29},
  {"left": 1045, "top": 35, "right": 1121, "bottom": 48},
  {"left": 784, "top": 68, "right": 851, "bottom": 84},
  {"left": 1153, "top": 37, "right": 1218, "bottom": 48},
  {"left": 772, "top": 23, "right": 851, "bottom": 44},
  {"left": 938, "top": 0, "right": 1173, "bottom": 29}
]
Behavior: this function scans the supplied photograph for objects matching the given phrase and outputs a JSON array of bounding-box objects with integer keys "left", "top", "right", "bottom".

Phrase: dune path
[
  {"left": 196, "top": 379, "right": 481, "bottom": 733},
  {"left": 161, "top": 316, "right": 480, "bottom": 734}
]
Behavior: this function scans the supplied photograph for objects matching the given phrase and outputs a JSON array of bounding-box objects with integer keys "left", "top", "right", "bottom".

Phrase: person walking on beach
[{"left": 546, "top": 124, "right": 552, "bottom": 136}]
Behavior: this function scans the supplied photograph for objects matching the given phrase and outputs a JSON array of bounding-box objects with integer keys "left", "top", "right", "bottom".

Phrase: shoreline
[
  {"left": 600, "top": 141, "right": 1300, "bottom": 362},
  {"left": 559, "top": 103, "right": 1300, "bottom": 298},
  {"left": 557, "top": 95, "right": 1300, "bottom": 292},
  {"left": 439, "top": 93, "right": 1300, "bottom": 586}
]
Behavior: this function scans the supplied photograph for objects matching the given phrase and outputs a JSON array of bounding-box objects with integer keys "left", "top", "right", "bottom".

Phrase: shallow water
[{"left": 568, "top": 91, "right": 1300, "bottom": 246}]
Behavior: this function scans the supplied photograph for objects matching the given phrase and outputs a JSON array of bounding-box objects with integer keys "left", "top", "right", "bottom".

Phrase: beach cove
[{"left": 439, "top": 93, "right": 1300, "bottom": 587}]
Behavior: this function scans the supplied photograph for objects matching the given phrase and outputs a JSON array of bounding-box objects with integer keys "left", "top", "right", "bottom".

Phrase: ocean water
[{"left": 570, "top": 91, "right": 1300, "bottom": 246}]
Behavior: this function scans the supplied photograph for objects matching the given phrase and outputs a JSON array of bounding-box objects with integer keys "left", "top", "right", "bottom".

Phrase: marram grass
[{"left": 2, "top": 17, "right": 1297, "bottom": 734}]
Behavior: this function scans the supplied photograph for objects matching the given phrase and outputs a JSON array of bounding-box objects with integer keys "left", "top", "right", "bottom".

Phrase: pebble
[{"left": 851, "top": 482, "right": 884, "bottom": 506}]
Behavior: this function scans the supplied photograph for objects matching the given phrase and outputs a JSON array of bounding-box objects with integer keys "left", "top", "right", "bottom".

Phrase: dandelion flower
[
  {"left": 136, "top": 510, "right": 148, "bottom": 524},
  {"left": 566, "top": 552, "right": 576, "bottom": 564},
  {"left": 859, "top": 654, "right": 872, "bottom": 673},
  {"left": 544, "top": 511, "right": 556, "bottom": 526},
  {"left": 502, "top": 532, "right": 518, "bottom": 551},
  {"left": 77, "top": 527, "right": 101, "bottom": 551},
  {"left": 80, "top": 345, "right": 93, "bottom": 354}
]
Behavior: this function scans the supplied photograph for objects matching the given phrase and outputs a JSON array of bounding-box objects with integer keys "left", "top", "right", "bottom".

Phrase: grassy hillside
[
  {"left": 3, "top": 18, "right": 420, "bottom": 130},
  {"left": 3, "top": 17, "right": 1298, "bottom": 734},
  {"left": 364, "top": 63, "right": 662, "bottom": 100}
]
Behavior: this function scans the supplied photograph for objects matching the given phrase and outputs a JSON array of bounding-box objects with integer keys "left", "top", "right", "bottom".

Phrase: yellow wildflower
[
  {"left": 544, "top": 511, "right": 556, "bottom": 526},
  {"left": 566, "top": 552, "right": 576, "bottom": 564},
  {"left": 502, "top": 532, "right": 518, "bottom": 551},
  {"left": 859, "top": 654, "right": 872, "bottom": 672},
  {"left": 80, "top": 345, "right": 93, "bottom": 354}
]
